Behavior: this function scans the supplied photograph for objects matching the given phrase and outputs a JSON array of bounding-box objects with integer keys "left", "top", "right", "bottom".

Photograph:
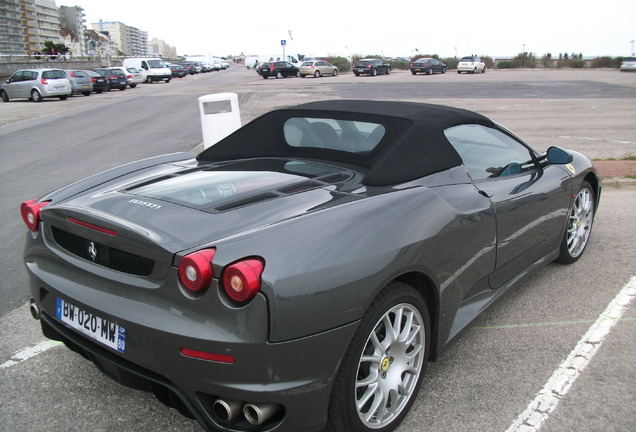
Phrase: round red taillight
[
  {"left": 222, "top": 259, "right": 264, "bottom": 303},
  {"left": 20, "top": 200, "right": 49, "bottom": 232},
  {"left": 178, "top": 249, "right": 215, "bottom": 293}
]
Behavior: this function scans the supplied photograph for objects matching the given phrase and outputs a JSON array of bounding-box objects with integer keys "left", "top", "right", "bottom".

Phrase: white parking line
[
  {"left": 0, "top": 340, "right": 61, "bottom": 369},
  {"left": 505, "top": 275, "right": 636, "bottom": 432}
]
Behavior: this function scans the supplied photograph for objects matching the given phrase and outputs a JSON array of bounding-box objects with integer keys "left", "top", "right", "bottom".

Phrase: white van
[{"left": 122, "top": 58, "right": 172, "bottom": 83}]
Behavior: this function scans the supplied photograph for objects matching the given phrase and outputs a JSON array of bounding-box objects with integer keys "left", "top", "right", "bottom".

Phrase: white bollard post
[{"left": 198, "top": 93, "right": 241, "bottom": 149}]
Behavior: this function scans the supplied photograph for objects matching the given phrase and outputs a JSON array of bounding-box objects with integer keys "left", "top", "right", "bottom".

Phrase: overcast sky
[{"left": 68, "top": 0, "right": 635, "bottom": 59}]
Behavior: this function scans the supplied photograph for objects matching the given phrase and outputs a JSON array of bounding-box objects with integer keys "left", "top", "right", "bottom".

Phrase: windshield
[{"left": 147, "top": 60, "right": 167, "bottom": 68}]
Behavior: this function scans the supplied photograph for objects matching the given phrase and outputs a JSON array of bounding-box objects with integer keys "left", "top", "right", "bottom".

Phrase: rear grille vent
[{"left": 51, "top": 226, "right": 155, "bottom": 276}]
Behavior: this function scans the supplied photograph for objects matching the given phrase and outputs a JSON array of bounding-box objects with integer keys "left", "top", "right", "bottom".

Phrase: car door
[
  {"left": 445, "top": 124, "right": 571, "bottom": 289},
  {"left": 4, "top": 71, "right": 24, "bottom": 98}
]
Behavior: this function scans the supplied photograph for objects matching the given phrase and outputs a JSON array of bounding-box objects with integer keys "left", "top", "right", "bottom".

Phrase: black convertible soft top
[{"left": 197, "top": 100, "right": 496, "bottom": 185}]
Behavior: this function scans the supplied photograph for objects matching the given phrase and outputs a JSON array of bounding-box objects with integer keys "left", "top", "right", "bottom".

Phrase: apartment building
[
  {"left": 91, "top": 20, "right": 149, "bottom": 57},
  {"left": 0, "top": 0, "right": 63, "bottom": 55},
  {"left": 0, "top": 1, "right": 175, "bottom": 58},
  {"left": 59, "top": 5, "right": 87, "bottom": 56}
]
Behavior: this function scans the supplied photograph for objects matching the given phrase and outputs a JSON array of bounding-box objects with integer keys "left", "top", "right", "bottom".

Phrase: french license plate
[
  {"left": 82, "top": 85, "right": 89, "bottom": 88},
  {"left": 56, "top": 298, "right": 126, "bottom": 353}
]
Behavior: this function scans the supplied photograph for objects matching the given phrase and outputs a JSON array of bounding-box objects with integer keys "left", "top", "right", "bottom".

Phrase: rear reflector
[{"left": 180, "top": 348, "right": 235, "bottom": 364}]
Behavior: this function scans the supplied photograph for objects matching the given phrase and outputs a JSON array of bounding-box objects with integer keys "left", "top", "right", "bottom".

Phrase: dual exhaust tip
[{"left": 213, "top": 398, "right": 281, "bottom": 426}]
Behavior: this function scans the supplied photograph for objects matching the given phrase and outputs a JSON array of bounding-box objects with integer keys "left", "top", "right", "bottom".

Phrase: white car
[
  {"left": 111, "top": 67, "right": 143, "bottom": 88},
  {"left": 457, "top": 56, "right": 486, "bottom": 74},
  {"left": 620, "top": 57, "right": 636, "bottom": 72}
]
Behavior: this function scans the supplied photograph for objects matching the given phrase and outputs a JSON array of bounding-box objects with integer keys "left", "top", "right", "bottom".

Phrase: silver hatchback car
[
  {"left": 1, "top": 68, "right": 72, "bottom": 102},
  {"left": 62, "top": 69, "right": 93, "bottom": 96}
]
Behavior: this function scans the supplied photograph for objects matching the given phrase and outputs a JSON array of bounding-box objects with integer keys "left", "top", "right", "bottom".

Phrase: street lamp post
[{"left": 522, "top": 44, "right": 525, "bottom": 67}]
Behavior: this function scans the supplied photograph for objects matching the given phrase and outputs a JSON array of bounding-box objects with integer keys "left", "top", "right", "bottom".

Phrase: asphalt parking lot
[{"left": 0, "top": 66, "right": 634, "bottom": 432}]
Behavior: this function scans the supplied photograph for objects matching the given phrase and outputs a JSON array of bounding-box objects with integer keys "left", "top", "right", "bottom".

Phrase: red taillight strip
[
  {"left": 180, "top": 348, "right": 235, "bottom": 364},
  {"left": 67, "top": 217, "right": 117, "bottom": 236}
]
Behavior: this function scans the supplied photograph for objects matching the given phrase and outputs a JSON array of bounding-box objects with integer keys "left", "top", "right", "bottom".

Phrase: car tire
[
  {"left": 332, "top": 69, "right": 338, "bottom": 77},
  {"left": 556, "top": 180, "right": 595, "bottom": 264},
  {"left": 82, "top": 91, "right": 91, "bottom": 96},
  {"left": 482, "top": 67, "right": 486, "bottom": 73},
  {"left": 59, "top": 95, "right": 68, "bottom": 100},
  {"left": 472, "top": 67, "right": 477, "bottom": 74},
  {"left": 119, "top": 86, "right": 126, "bottom": 91},
  {"left": 427, "top": 68, "right": 433, "bottom": 75},
  {"left": 276, "top": 71, "right": 283, "bottom": 79},
  {"left": 411, "top": 71, "right": 417, "bottom": 75},
  {"left": 314, "top": 71, "right": 321, "bottom": 78},
  {"left": 457, "top": 71, "right": 461, "bottom": 74},
  {"left": 130, "top": 83, "right": 137, "bottom": 88},
  {"left": 371, "top": 68, "right": 378, "bottom": 76},
  {"left": 442, "top": 67, "right": 446, "bottom": 74},
  {"left": 31, "top": 89, "right": 42, "bottom": 102},
  {"left": 262, "top": 75, "right": 268, "bottom": 79},
  {"left": 354, "top": 72, "right": 360, "bottom": 76},
  {"left": 326, "top": 281, "right": 430, "bottom": 432},
  {"left": 0, "top": 90, "right": 8, "bottom": 102}
]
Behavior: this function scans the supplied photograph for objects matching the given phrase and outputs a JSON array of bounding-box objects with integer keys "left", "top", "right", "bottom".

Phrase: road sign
[{"left": 281, "top": 40, "right": 286, "bottom": 46}]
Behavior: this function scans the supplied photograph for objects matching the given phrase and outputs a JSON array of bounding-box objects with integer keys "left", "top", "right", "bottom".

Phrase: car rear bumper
[
  {"left": 26, "top": 252, "right": 358, "bottom": 432},
  {"left": 41, "top": 87, "right": 72, "bottom": 97}
]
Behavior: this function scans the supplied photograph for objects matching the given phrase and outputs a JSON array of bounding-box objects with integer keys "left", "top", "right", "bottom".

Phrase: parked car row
[
  {"left": 252, "top": 56, "right": 490, "bottom": 80},
  {"left": 3, "top": 66, "right": 152, "bottom": 102},
  {"left": 255, "top": 59, "right": 341, "bottom": 79}
]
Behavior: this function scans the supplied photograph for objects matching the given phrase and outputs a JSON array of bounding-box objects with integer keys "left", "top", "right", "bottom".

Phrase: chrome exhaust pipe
[
  {"left": 243, "top": 402, "right": 280, "bottom": 425},
  {"left": 213, "top": 399, "right": 243, "bottom": 422},
  {"left": 29, "top": 300, "right": 40, "bottom": 320}
]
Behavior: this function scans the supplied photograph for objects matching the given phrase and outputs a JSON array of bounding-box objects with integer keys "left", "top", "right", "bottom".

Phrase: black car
[
  {"left": 179, "top": 62, "right": 199, "bottom": 74},
  {"left": 410, "top": 57, "right": 447, "bottom": 75},
  {"left": 259, "top": 61, "right": 299, "bottom": 79},
  {"left": 169, "top": 64, "right": 187, "bottom": 78},
  {"left": 22, "top": 100, "right": 599, "bottom": 432},
  {"left": 353, "top": 58, "right": 391, "bottom": 76},
  {"left": 93, "top": 68, "right": 127, "bottom": 91},
  {"left": 85, "top": 71, "right": 110, "bottom": 93}
]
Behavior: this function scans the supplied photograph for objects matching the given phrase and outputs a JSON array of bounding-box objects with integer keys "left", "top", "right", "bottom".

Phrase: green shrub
[
  {"left": 327, "top": 56, "right": 351, "bottom": 72},
  {"left": 442, "top": 57, "right": 459, "bottom": 70},
  {"left": 497, "top": 60, "right": 513, "bottom": 69},
  {"left": 511, "top": 52, "right": 537, "bottom": 68},
  {"left": 388, "top": 59, "right": 409, "bottom": 70},
  {"left": 571, "top": 59, "right": 585, "bottom": 68}
]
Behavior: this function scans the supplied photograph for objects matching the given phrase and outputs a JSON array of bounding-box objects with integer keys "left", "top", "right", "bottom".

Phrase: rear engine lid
[{"left": 43, "top": 159, "right": 363, "bottom": 256}]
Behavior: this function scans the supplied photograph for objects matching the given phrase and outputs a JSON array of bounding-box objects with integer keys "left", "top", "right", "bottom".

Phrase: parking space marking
[
  {"left": 0, "top": 340, "right": 62, "bottom": 369},
  {"left": 505, "top": 275, "right": 636, "bottom": 432}
]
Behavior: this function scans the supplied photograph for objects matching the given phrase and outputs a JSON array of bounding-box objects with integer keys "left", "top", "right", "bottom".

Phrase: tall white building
[{"left": 91, "top": 20, "right": 149, "bottom": 57}]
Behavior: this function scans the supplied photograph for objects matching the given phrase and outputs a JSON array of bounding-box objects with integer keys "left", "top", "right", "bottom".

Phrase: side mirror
[{"left": 546, "top": 146, "right": 573, "bottom": 164}]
